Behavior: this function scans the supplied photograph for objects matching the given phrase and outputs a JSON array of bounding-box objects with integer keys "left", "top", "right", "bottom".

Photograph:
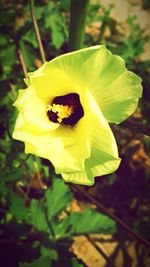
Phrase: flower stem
[
  {"left": 30, "top": 0, "right": 46, "bottom": 63},
  {"left": 68, "top": 0, "right": 89, "bottom": 51},
  {"left": 17, "top": 48, "right": 28, "bottom": 78}
]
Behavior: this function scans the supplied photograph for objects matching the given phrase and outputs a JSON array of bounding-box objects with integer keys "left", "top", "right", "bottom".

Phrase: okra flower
[{"left": 13, "top": 45, "right": 142, "bottom": 185}]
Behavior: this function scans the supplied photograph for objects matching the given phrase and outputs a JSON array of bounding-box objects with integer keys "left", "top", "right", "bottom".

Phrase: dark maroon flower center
[{"left": 47, "top": 93, "right": 84, "bottom": 126}]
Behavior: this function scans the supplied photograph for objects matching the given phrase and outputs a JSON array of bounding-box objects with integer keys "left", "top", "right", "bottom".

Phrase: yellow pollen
[{"left": 47, "top": 104, "right": 74, "bottom": 123}]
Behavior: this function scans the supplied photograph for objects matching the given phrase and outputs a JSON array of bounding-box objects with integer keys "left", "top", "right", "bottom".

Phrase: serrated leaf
[
  {"left": 45, "top": 178, "right": 72, "bottom": 219},
  {"left": 29, "top": 199, "right": 49, "bottom": 233},
  {"left": 35, "top": 6, "right": 46, "bottom": 20},
  {"left": 23, "top": 30, "right": 38, "bottom": 49},
  {"left": 10, "top": 194, "right": 29, "bottom": 221},
  {"left": 45, "top": 13, "right": 66, "bottom": 49},
  {"left": 19, "top": 256, "right": 51, "bottom": 267},
  {"left": 51, "top": 28, "right": 65, "bottom": 49},
  {"left": 55, "top": 208, "right": 116, "bottom": 237},
  {"left": 41, "top": 246, "right": 58, "bottom": 260}
]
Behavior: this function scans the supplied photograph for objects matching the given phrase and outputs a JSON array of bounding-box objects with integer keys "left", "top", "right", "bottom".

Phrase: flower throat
[{"left": 47, "top": 93, "right": 84, "bottom": 126}]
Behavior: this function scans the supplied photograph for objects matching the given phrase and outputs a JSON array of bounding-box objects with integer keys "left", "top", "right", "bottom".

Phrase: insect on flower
[{"left": 13, "top": 45, "right": 142, "bottom": 185}]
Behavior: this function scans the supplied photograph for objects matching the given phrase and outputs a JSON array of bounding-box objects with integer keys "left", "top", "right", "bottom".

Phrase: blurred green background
[{"left": 0, "top": 0, "right": 150, "bottom": 266}]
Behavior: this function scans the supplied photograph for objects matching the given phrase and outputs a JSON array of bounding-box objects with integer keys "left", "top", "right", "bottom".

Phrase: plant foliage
[{"left": 0, "top": 1, "right": 150, "bottom": 266}]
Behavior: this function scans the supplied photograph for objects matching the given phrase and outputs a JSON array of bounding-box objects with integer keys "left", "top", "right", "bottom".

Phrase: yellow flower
[{"left": 13, "top": 45, "right": 142, "bottom": 185}]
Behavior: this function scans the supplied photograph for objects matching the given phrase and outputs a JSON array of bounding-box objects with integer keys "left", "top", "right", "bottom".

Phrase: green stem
[
  {"left": 68, "top": 0, "right": 89, "bottom": 51},
  {"left": 45, "top": 208, "right": 56, "bottom": 240},
  {"left": 30, "top": 0, "right": 46, "bottom": 63}
]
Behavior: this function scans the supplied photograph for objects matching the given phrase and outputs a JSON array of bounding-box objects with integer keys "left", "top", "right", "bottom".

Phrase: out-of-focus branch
[
  {"left": 17, "top": 48, "right": 28, "bottom": 78},
  {"left": 72, "top": 185, "right": 150, "bottom": 249},
  {"left": 119, "top": 119, "right": 150, "bottom": 136},
  {"left": 30, "top": 0, "right": 46, "bottom": 63},
  {"left": 87, "top": 236, "right": 115, "bottom": 267}
]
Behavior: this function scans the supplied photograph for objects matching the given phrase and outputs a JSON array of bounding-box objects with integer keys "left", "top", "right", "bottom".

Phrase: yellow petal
[{"left": 14, "top": 87, "right": 59, "bottom": 133}]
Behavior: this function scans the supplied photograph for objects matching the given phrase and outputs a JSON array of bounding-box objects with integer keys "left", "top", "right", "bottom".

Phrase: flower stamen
[
  {"left": 47, "top": 104, "right": 74, "bottom": 123},
  {"left": 47, "top": 93, "right": 84, "bottom": 126}
]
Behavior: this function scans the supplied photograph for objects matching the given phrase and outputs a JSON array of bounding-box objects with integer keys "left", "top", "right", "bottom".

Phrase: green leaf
[
  {"left": 10, "top": 194, "right": 29, "bottom": 221},
  {"left": 0, "top": 169, "right": 23, "bottom": 182},
  {"left": 41, "top": 246, "right": 58, "bottom": 261},
  {"left": 51, "top": 26, "right": 65, "bottom": 49},
  {"left": 19, "top": 256, "right": 51, "bottom": 267},
  {"left": 26, "top": 156, "right": 49, "bottom": 178},
  {"left": 45, "top": 178, "right": 72, "bottom": 219},
  {"left": 23, "top": 30, "right": 38, "bottom": 49},
  {"left": 0, "top": 35, "right": 8, "bottom": 46},
  {"left": 35, "top": 6, "right": 46, "bottom": 20},
  {"left": 0, "top": 44, "right": 17, "bottom": 66},
  {"left": 45, "top": 13, "right": 66, "bottom": 49},
  {"left": 71, "top": 257, "right": 84, "bottom": 267},
  {"left": 29, "top": 199, "right": 49, "bottom": 232},
  {"left": 26, "top": 156, "right": 41, "bottom": 172},
  {"left": 0, "top": 182, "right": 10, "bottom": 196},
  {"left": 20, "top": 40, "right": 36, "bottom": 71},
  {"left": 55, "top": 208, "right": 116, "bottom": 237}
]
